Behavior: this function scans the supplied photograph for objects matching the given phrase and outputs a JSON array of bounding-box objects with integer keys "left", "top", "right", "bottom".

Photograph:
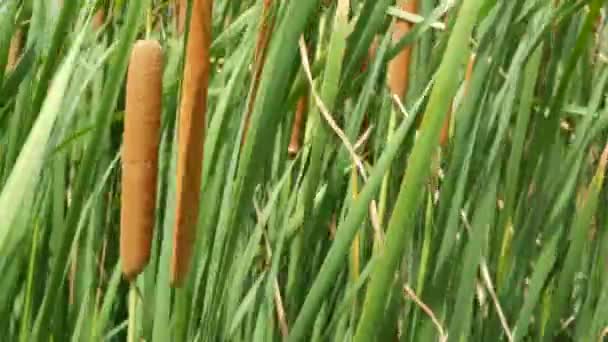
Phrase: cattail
[
  {"left": 387, "top": 0, "right": 418, "bottom": 99},
  {"left": 241, "top": 0, "right": 275, "bottom": 147},
  {"left": 7, "top": 29, "right": 22, "bottom": 71},
  {"left": 92, "top": 9, "right": 105, "bottom": 30},
  {"left": 288, "top": 94, "right": 308, "bottom": 157},
  {"left": 176, "top": 0, "right": 187, "bottom": 35},
  {"left": 172, "top": 0, "right": 213, "bottom": 287},
  {"left": 58, "top": 0, "right": 104, "bottom": 31},
  {"left": 361, "top": 35, "right": 379, "bottom": 73},
  {"left": 120, "top": 40, "right": 163, "bottom": 280}
]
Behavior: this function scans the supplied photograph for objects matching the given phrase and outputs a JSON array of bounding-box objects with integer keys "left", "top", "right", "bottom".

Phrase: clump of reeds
[{"left": 120, "top": 39, "right": 164, "bottom": 280}]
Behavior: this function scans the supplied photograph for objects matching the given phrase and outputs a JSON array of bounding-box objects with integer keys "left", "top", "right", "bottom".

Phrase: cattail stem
[
  {"left": 120, "top": 40, "right": 164, "bottom": 280},
  {"left": 172, "top": 0, "right": 213, "bottom": 287}
]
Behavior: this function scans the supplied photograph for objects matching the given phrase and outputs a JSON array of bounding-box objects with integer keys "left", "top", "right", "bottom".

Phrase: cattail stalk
[
  {"left": 241, "top": 0, "right": 275, "bottom": 146},
  {"left": 120, "top": 40, "right": 163, "bottom": 280},
  {"left": 172, "top": 0, "right": 213, "bottom": 287}
]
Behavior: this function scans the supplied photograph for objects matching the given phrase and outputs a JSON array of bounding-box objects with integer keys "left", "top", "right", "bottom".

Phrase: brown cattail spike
[
  {"left": 172, "top": 0, "right": 213, "bottom": 287},
  {"left": 388, "top": 0, "right": 418, "bottom": 99},
  {"left": 361, "top": 35, "right": 379, "bottom": 73},
  {"left": 92, "top": 9, "right": 105, "bottom": 31},
  {"left": 288, "top": 94, "right": 308, "bottom": 157},
  {"left": 177, "top": 0, "right": 187, "bottom": 35},
  {"left": 120, "top": 40, "right": 164, "bottom": 280}
]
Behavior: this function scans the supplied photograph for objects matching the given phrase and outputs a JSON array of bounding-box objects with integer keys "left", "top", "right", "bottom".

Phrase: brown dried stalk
[
  {"left": 403, "top": 285, "right": 447, "bottom": 342},
  {"left": 120, "top": 40, "right": 164, "bottom": 280},
  {"left": 171, "top": 0, "right": 213, "bottom": 287}
]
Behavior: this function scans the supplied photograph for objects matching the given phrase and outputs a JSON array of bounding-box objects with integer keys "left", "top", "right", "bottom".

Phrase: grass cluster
[{"left": 1, "top": 0, "right": 608, "bottom": 341}]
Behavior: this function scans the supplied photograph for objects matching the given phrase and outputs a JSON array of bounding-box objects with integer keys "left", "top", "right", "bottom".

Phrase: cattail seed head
[
  {"left": 172, "top": 0, "right": 213, "bottom": 287},
  {"left": 288, "top": 94, "right": 308, "bottom": 158},
  {"left": 121, "top": 40, "right": 163, "bottom": 281},
  {"left": 388, "top": 0, "right": 418, "bottom": 99},
  {"left": 177, "top": 0, "right": 187, "bottom": 35},
  {"left": 92, "top": 9, "right": 105, "bottom": 30}
]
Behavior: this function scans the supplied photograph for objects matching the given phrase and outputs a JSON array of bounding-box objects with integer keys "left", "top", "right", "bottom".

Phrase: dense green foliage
[{"left": 1, "top": 0, "right": 607, "bottom": 341}]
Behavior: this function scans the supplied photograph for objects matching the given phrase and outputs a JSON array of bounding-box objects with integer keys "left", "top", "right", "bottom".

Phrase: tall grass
[{"left": 1, "top": 0, "right": 607, "bottom": 341}]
